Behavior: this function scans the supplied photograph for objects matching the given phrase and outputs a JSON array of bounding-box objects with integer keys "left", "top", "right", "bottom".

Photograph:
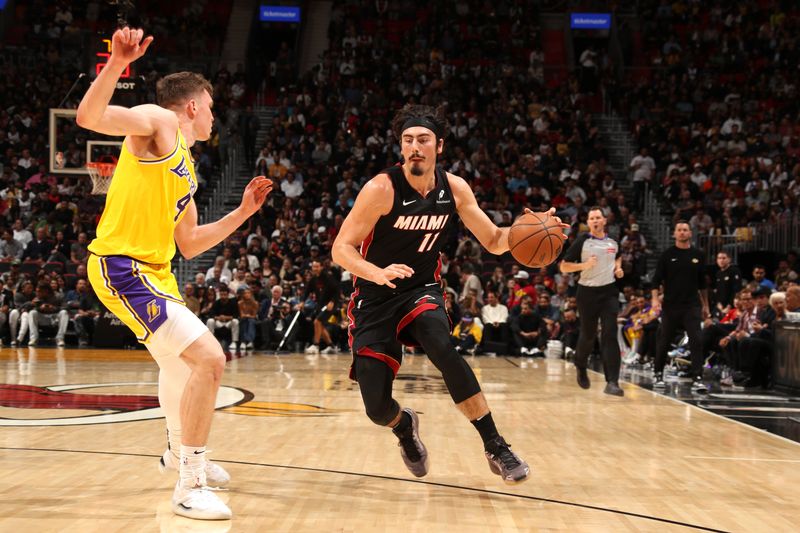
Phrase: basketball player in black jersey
[{"left": 332, "top": 104, "right": 567, "bottom": 483}]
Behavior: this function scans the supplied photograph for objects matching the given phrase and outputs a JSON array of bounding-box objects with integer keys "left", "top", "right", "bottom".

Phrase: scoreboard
[{"left": 93, "top": 36, "right": 138, "bottom": 91}]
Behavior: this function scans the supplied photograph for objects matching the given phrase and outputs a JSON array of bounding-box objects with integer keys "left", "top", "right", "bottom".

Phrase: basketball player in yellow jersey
[{"left": 77, "top": 27, "right": 272, "bottom": 520}]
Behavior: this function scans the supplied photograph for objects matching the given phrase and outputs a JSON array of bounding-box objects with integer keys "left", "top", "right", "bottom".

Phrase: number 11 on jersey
[{"left": 418, "top": 231, "right": 441, "bottom": 253}]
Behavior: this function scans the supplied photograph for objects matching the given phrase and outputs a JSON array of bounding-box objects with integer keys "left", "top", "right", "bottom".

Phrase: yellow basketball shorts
[{"left": 88, "top": 253, "right": 185, "bottom": 344}]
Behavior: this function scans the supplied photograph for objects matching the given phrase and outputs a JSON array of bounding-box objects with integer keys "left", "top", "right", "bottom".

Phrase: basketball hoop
[{"left": 86, "top": 161, "right": 116, "bottom": 195}]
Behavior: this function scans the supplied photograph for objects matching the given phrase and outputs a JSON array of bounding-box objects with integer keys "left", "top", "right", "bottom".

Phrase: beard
[{"left": 409, "top": 162, "right": 425, "bottom": 176}]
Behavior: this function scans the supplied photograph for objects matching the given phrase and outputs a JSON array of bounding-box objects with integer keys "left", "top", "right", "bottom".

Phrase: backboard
[{"left": 49, "top": 108, "right": 123, "bottom": 175}]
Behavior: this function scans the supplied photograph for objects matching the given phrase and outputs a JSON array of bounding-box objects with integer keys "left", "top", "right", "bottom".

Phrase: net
[{"left": 86, "top": 162, "right": 116, "bottom": 195}]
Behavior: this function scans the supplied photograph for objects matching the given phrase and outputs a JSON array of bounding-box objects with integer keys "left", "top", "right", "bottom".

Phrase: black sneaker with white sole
[
  {"left": 653, "top": 373, "right": 666, "bottom": 389},
  {"left": 691, "top": 376, "right": 708, "bottom": 393}
]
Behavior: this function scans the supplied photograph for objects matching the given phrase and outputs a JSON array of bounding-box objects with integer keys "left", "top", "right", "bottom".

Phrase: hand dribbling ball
[{"left": 508, "top": 212, "right": 565, "bottom": 268}]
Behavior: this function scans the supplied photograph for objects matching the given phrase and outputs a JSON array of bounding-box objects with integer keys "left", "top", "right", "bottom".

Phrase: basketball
[{"left": 508, "top": 212, "right": 565, "bottom": 268}]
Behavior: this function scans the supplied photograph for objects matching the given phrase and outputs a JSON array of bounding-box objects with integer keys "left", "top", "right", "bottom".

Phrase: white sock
[{"left": 180, "top": 445, "right": 207, "bottom": 488}]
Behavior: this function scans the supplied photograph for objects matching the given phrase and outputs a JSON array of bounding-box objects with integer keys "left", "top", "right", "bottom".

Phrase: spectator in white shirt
[
  {"left": 690, "top": 163, "right": 708, "bottom": 188},
  {"left": 12, "top": 219, "right": 32, "bottom": 249},
  {"left": 459, "top": 264, "right": 484, "bottom": 304},
  {"left": 630, "top": 147, "right": 655, "bottom": 210},
  {"left": 206, "top": 257, "right": 232, "bottom": 286},
  {"left": 313, "top": 197, "right": 334, "bottom": 222},
  {"left": 720, "top": 115, "right": 743, "bottom": 135},
  {"left": 481, "top": 291, "right": 510, "bottom": 354},
  {"left": 280, "top": 172, "right": 304, "bottom": 199}
]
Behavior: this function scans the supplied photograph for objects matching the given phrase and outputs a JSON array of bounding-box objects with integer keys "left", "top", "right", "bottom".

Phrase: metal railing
[
  {"left": 174, "top": 146, "right": 240, "bottom": 287},
  {"left": 641, "top": 184, "right": 671, "bottom": 254},
  {"left": 697, "top": 214, "right": 800, "bottom": 263}
]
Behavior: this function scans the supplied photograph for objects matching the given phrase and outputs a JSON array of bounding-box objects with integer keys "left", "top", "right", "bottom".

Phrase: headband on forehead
[{"left": 401, "top": 117, "right": 443, "bottom": 139}]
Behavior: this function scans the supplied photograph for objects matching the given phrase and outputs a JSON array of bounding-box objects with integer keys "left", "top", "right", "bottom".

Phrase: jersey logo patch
[
  {"left": 436, "top": 189, "right": 451, "bottom": 204},
  {"left": 147, "top": 299, "right": 161, "bottom": 323},
  {"left": 402, "top": 199, "right": 417, "bottom": 206},
  {"left": 169, "top": 155, "right": 191, "bottom": 180}
]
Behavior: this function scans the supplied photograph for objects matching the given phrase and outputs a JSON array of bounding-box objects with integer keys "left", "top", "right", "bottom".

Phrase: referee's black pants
[
  {"left": 655, "top": 304, "right": 703, "bottom": 378},
  {"left": 575, "top": 283, "right": 620, "bottom": 383}
]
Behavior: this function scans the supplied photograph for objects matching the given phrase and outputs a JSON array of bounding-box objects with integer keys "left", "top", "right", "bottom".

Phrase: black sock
[
  {"left": 392, "top": 410, "right": 412, "bottom": 434},
  {"left": 471, "top": 412, "right": 499, "bottom": 446}
]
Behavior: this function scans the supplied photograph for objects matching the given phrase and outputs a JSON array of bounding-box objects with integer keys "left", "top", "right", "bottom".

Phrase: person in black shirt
[
  {"left": 332, "top": 104, "right": 567, "bottom": 484},
  {"left": 509, "top": 300, "right": 547, "bottom": 355},
  {"left": 22, "top": 227, "right": 52, "bottom": 263},
  {"left": 0, "top": 278, "right": 14, "bottom": 342},
  {"left": 711, "top": 251, "right": 742, "bottom": 317},
  {"left": 65, "top": 278, "right": 101, "bottom": 346},
  {"left": 204, "top": 286, "right": 240, "bottom": 353},
  {"left": 302, "top": 260, "right": 342, "bottom": 354},
  {"left": 651, "top": 221, "right": 710, "bottom": 392}
]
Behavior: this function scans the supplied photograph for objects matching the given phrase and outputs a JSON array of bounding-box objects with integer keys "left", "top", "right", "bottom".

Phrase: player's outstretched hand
[
  {"left": 110, "top": 27, "right": 154, "bottom": 66},
  {"left": 240, "top": 176, "right": 274, "bottom": 216},
  {"left": 523, "top": 207, "right": 570, "bottom": 240},
  {"left": 375, "top": 264, "right": 414, "bottom": 289}
]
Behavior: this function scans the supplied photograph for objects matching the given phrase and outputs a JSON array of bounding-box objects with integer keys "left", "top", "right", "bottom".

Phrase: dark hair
[
  {"left": 391, "top": 104, "right": 449, "bottom": 141},
  {"left": 753, "top": 264, "right": 766, "bottom": 270},
  {"left": 674, "top": 219, "right": 690, "bottom": 230},
  {"left": 588, "top": 206, "right": 605, "bottom": 216},
  {"left": 36, "top": 281, "right": 51, "bottom": 293},
  {"left": 717, "top": 250, "right": 730, "bottom": 257},
  {"left": 157, "top": 72, "right": 213, "bottom": 108}
]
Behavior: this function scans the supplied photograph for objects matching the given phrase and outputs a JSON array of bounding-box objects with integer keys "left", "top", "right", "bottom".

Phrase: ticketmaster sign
[
  {"left": 260, "top": 5, "right": 301, "bottom": 23},
  {"left": 570, "top": 13, "right": 611, "bottom": 29}
]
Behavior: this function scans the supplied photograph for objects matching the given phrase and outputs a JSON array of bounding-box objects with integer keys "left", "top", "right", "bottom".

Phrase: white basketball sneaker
[
  {"left": 159, "top": 450, "right": 231, "bottom": 487},
  {"left": 172, "top": 481, "right": 232, "bottom": 520}
]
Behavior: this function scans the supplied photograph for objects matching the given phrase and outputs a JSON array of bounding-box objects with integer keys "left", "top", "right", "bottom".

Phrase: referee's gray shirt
[{"left": 563, "top": 233, "right": 620, "bottom": 287}]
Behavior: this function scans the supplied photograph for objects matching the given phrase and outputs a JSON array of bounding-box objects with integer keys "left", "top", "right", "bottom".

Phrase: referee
[
  {"left": 651, "top": 221, "right": 709, "bottom": 392},
  {"left": 560, "top": 207, "right": 625, "bottom": 396}
]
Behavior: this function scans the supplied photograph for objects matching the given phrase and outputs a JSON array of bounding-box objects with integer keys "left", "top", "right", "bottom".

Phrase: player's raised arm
[
  {"left": 332, "top": 174, "right": 412, "bottom": 289},
  {"left": 448, "top": 172, "right": 567, "bottom": 255},
  {"left": 76, "top": 27, "right": 166, "bottom": 137},
  {"left": 174, "top": 177, "right": 273, "bottom": 260}
]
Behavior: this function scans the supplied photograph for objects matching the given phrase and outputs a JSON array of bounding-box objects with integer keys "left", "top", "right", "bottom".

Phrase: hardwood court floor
[{"left": 1, "top": 347, "right": 799, "bottom": 532}]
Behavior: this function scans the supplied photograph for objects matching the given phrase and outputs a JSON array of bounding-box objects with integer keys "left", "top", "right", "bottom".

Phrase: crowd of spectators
[
  {"left": 0, "top": 2, "right": 238, "bottom": 346},
  {"left": 0, "top": 0, "right": 798, "bottom": 391},
  {"left": 196, "top": 0, "right": 645, "bottom": 354},
  {"left": 624, "top": 0, "right": 800, "bottom": 233},
  {"left": 607, "top": 0, "right": 800, "bottom": 386}
]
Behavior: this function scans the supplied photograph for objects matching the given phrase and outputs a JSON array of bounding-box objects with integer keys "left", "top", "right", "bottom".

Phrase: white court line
[
  {"left": 686, "top": 455, "right": 800, "bottom": 463},
  {"left": 699, "top": 405, "right": 800, "bottom": 412},
  {"left": 727, "top": 415, "right": 792, "bottom": 419},
  {"left": 604, "top": 367, "right": 800, "bottom": 449}
]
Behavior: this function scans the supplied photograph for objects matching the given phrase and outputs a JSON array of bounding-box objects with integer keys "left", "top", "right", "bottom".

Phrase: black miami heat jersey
[{"left": 355, "top": 165, "right": 456, "bottom": 296}]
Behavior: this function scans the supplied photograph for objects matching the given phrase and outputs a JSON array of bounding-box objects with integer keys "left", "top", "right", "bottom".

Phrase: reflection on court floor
[{"left": 1, "top": 348, "right": 798, "bottom": 532}]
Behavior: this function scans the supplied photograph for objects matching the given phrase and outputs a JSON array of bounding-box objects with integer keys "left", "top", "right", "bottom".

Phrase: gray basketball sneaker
[
  {"left": 485, "top": 436, "right": 530, "bottom": 484},
  {"left": 392, "top": 408, "right": 430, "bottom": 477}
]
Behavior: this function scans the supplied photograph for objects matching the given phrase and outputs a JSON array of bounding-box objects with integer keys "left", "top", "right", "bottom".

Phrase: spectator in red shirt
[{"left": 507, "top": 271, "right": 537, "bottom": 310}]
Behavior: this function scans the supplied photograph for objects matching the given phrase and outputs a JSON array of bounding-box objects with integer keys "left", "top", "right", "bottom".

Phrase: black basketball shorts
[{"left": 347, "top": 285, "right": 450, "bottom": 380}]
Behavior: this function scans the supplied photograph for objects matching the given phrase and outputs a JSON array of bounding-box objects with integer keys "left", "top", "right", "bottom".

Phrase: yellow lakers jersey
[{"left": 88, "top": 129, "right": 198, "bottom": 265}]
